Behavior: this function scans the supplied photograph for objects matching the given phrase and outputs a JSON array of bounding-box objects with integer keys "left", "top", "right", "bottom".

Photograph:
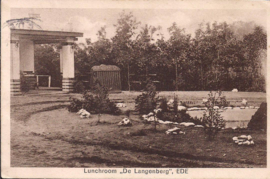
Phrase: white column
[
  {"left": 48, "top": 76, "right": 51, "bottom": 87},
  {"left": 62, "top": 45, "right": 74, "bottom": 78},
  {"left": 10, "top": 35, "right": 21, "bottom": 95},
  {"left": 62, "top": 37, "right": 75, "bottom": 92},
  {"left": 60, "top": 48, "right": 63, "bottom": 74},
  {"left": 20, "top": 39, "right": 34, "bottom": 73},
  {"left": 11, "top": 39, "right": 20, "bottom": 79}
]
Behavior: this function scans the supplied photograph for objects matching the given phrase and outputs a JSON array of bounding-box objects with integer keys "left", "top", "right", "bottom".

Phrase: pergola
[{"left": 10, "top": 29, "right": 83, "bottom": 95}]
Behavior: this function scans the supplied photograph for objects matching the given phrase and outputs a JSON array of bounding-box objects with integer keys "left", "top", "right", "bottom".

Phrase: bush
[
  {"left": 74, "top": 80, "right": 86, "bottom": 93},
  {"left": 135, "top": 79, "right": 158, "bottom": 114},
  {"left": 67, "top": 97, "right": 83, "bottom": 112},
  {"left": 201, "top": 91, "right": 226, "bottom": 140},
  {"left": 173, "top": 95, "right": 178, "bottom": 113},
  {"left": 248, "top": 102, "right": 267, "bottom": 131},
  {"left": 20, "top": 72, "right": 30, "bottom": 92},
  {"left": 67, "top": 83, "right": 121, "bottom": 115},
  {"left": 158, "top": 110, "right": 203, "bottom": 125},
  {"left": 158, "top": 97, "right": 168, "bottom": 112}
]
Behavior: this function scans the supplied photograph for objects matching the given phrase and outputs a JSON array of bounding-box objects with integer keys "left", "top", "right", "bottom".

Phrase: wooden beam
[{"left": 11, "top": 29, "right": 83, "bottom": 37}]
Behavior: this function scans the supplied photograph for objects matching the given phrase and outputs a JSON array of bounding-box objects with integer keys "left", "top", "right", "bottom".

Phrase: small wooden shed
[{"left": 91, "top": 64, "right": 121, "bottom": 92}]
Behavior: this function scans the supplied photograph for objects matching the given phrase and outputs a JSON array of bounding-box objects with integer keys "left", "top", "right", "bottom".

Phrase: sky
[{"left": 11, "top": 8, "right": 267, "bottom": 43}]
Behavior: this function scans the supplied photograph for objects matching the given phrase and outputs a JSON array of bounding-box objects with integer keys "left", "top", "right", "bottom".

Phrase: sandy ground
[{"left": 10, "top": 91, "right": 266, "bottom": 168}]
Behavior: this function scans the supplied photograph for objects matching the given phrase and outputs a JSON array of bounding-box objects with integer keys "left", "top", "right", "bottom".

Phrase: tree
[
  {"left": 35, "top": 44, "right": 61, "bottom": 87},
  {"left": 111, "top": 11, "right": 141, "bottom": 90},
  {"left": 167, "top": 23, "right": 191, "bottom": 90}
]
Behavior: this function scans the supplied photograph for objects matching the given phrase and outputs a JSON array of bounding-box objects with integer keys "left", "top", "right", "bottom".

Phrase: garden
[{"left": 11, "top": 80, "right": 267, "bottom": 168}]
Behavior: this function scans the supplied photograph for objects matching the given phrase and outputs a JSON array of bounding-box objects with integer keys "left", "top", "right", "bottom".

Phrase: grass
[{"left": 10, "top": 91, "right": 266, "bottom": 168}]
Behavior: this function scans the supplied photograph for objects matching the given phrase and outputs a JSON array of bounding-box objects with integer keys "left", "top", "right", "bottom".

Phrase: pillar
[
  {"left": 20, "top": 39, "right": 34, "bottom": 73},
  {"left": 61, "top": 38, "right": 75, "bottom": 92},
  {"left": 20, "top": 39, "right": 36, "bottom": 90},
  {"left": 10, "top": 36, "right": 21, "bottom": 95},
  {"left": 60, "top": 48, "right": 63, "bottom": 74}
]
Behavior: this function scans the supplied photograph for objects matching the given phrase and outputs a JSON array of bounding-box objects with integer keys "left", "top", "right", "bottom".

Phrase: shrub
[
  {"left": 67, "top": 83, "right": 120, "bottom": 115},
  {"left": 135, "top": 79, "right": 158, "bottom": 114},
  {"left": 201, "top": 91, "right": 226, "bottom": 140},
  {"left": 159, "top": 110, "right": 202, "bottom": 124},
  {"left": 248, "top": 102, "right": 267, "bottom": 131},
  {"left": 20, "top": 72, "right": 30, "bottom": 92},
  {"left": 173, "top": 95, "right": 178, "bottom": 114},
  {"left": 158, "top": 97, "right": 168, "bottom": 112},
  {"left": 67, "top": 97, "right": 83, "bottom": 112},
  {"left": 74, "top": 80, "right": 85, "bottom": 93}
]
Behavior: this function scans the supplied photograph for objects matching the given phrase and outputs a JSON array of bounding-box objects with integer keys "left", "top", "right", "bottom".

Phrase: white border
[{"left": 1, "top": 0, "right": 270, "bottom": 178}]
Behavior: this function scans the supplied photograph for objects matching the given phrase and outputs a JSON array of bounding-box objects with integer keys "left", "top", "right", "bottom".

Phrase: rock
[
  {"left": 238, "top": 135, "right": 248, "bottom": 139},
  {"left": 158, "top": 120, "right": 165, "bottom": 124},
  {"left": 194, "top": 125, "right": 204, "bottom": 128},
  {"left": 187, "top": 107, "right": 200, "bottom": 111},
  {"left": 240, "top": 106, "right": 245, "bottom": 109},
  {"left": 232, "top": 137, "right": 238, "bottom": 141},
  {"left": 178, "top": 106, "right": 187, "bottom": 111},
  {"left": 77, "top": 108, "right": 86, "bottom": 114},
  {"left": 165, "top": 127, "right": 185, "bottom": 135},
  {"left": 250, "top": 141, "right": 255, "bottom": 145},
  {"left": 224, "top": 107, "right": 232, "bottom": 110},
  {"left": 213, "top": 106, "right": 219, "bottom": 110},
  {"left": 79, "top": 109, "right": 91, "bottom": 118},
  {"left": 180, "top": 122, "right": 195, "bottom": 127},
  {"left": 118, "top": 118, "right": 132, "bottom": 126},
  {"left": 163, "top": 121, "right": 173, "bottom": 124},
  {"left": 148, "top": 112, "right": 154, "bottom": 117},
  {"left": 241, "top": 99, "right": 248, "bottom": 106},
  {"left": 202, "top": 98, "right": 208, "bottom": 103},
  {"left": 167, "top": 99, "right": 174, "bottom": 105},
  {"left": 233, "top": 107, "right": 241, "bottom": 110},
  {"left": 255, "top": 106, "right": 260, "bottom": 109},
  {"left": 232, "top": 88, "right": 238, "bottom": 92},
  {"left": 249, "top": 106, "right": 255, "bottom": 109},
  {"left": 116, "top": 103, "right": 126, "bottom": 108},
  {"left": 154, "top": 108, "right": 162, "bottom": 113},
  {"left": 247, "top": 135, "right": 252, "bottom": 140}
]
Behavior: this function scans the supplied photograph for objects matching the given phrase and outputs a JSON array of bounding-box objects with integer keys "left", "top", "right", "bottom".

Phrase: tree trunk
[
  {"left": 128, "top": 63, "right": 130, "bottom": 91},
  {"left": 175, "top": 60, "right": 178, "bottom": 91}
]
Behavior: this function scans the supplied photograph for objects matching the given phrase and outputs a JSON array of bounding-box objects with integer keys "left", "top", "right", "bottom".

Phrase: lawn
[{"left": 10, "top": 91, "right": 266, "bottom": 168}]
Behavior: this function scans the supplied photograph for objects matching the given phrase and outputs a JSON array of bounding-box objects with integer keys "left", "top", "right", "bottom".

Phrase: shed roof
[{"left": 92, "top": 64, "right": 120, "bottom": 71}]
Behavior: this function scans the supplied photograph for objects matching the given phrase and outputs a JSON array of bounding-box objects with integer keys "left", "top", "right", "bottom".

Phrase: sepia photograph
[{"left": 1, "top": 0, "right": 269, "bottom": 178}]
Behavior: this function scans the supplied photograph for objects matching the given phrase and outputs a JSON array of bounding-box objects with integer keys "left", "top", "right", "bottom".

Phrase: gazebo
[{"left": 10, "top": 29, "right": 83, "bottom": 95}]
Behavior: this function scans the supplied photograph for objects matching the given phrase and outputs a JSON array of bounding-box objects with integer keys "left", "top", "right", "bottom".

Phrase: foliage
[
  {"left": 201, "top": 91, "right": 226, "bottom": 140},
  {"left": 67, "top": 97, "right": 83, "bottom": 112},
  {"left": 68, "top": 83, "right": 121, "bottom": 115},
  {"left": 135, "top": 79, "right": 158, "bottom": 114},
  {"left": 34, "top": 44, "right": 61, "bottom": 87},
  {"left": 33, "top": 11, "right": 266, "bottom": 92},
  {"left": 173, "top": 95, "right": 178, "bottom": 113},
  {"left": 73, "top": 80, "right": 86, "bottom": 94},
  {"left": 159, "top": 97, "right": 168, "bottom": 112},
  {"left": 248, "top": 102, "right": 267, "bottom": 131}
]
